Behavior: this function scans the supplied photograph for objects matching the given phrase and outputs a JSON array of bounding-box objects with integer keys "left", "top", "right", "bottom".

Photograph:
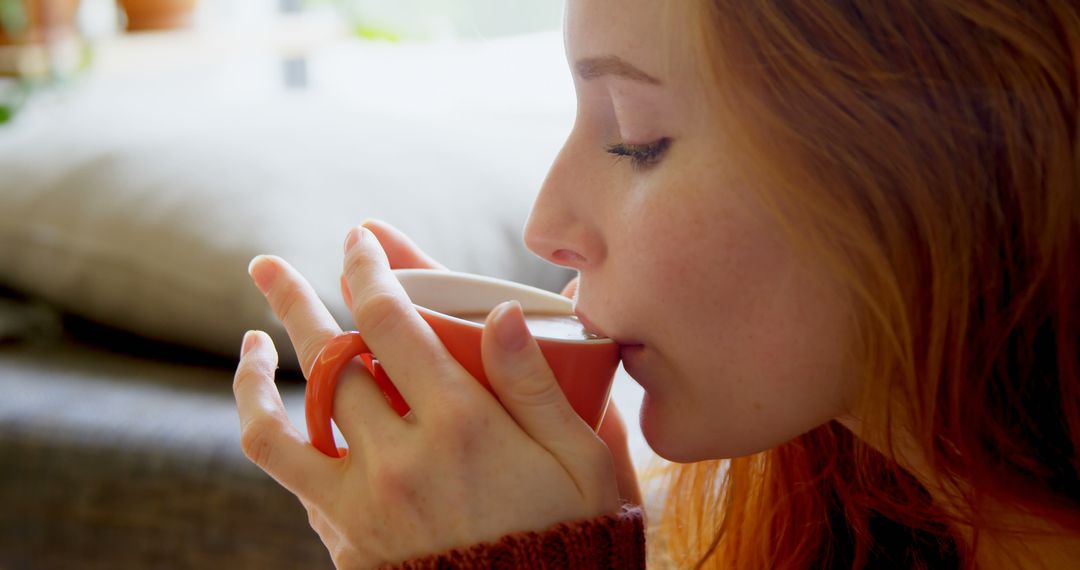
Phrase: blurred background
[
  {"left": 1, "top": 0, "right": 568, "bottom": 121},
  {"left": 0, "top": 2, "right": 653, "bottom": 568}
]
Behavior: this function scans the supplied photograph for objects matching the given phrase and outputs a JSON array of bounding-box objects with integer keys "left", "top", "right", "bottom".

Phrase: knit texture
[{"left": 391, "top": 504, "right": 646, "bottom": 569}]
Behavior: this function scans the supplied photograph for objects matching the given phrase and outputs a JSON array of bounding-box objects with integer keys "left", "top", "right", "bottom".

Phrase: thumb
[{"left": 481, "top": 301, "right": 593, "bottom": 450}]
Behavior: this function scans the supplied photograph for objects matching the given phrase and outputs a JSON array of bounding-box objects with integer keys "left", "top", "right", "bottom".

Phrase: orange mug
[{"left": 306, "top": 269, "right": 621, "bottom": 458}]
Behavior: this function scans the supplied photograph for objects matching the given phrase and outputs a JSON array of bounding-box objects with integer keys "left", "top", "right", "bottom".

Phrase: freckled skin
[{"left": 525, "top": 0, "right": 854, "bottom": 462}]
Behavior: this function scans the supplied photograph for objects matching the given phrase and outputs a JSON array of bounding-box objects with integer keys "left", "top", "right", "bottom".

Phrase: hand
[
  {"left": 234, "top": 222, "right": 622, "bottom": 568},
  {"left": 358, "top": 219, "right": 642, "bottom": 506},
  {"left": 558, "top": 276, "right": 643, "bottom": 507}
]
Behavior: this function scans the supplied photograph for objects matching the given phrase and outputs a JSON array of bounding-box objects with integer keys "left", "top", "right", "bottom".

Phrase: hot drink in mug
[{"left": 305, "top": 269, "right": 620, "bottom": 458}]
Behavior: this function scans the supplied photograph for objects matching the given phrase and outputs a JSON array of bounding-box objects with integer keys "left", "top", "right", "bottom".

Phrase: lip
[
  {"left": 573, "top": 307, "right": 650, "bottom": 388},
  {"left": 574, "top": 308, "right": 644, "bottom": 348}
]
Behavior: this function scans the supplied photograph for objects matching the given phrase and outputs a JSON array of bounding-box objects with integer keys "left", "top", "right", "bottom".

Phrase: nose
[{"left": 523, "top": 133, "right": 606, "bottom": 271}]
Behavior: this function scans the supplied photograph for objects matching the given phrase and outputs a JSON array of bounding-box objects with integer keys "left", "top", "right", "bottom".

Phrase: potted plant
[
  {"left": 0, "top": 0, "right": 79, "bottom": 46},
  {"left": 117, "top": 0, "right": 197, "bottom": 31},
  {"left": 0, "top": 0, "right": 82, "bottom": 123}
]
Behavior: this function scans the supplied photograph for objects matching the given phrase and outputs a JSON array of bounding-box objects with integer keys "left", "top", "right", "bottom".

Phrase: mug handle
[{"left": 306, "top": 331, "right": 411, "bottom": 458}]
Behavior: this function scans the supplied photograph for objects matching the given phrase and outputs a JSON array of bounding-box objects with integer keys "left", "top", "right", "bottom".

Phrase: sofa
[{"left": 0, "top": 30, "right": 652, "bottom": 569}]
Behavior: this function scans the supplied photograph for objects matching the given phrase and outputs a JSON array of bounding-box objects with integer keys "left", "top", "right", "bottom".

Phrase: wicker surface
[{"left": 0, "top": 338, "right": 332, "bottom": 569}]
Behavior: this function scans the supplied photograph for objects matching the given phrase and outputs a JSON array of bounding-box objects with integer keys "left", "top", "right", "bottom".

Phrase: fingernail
[
  {"left": 493, "top": 301, "right": 530, "bottom": 352},
  {"left": 241, "top": 330, "right": 260, "bottom": 356},
  {"left": 248, "top": 256, "right": 276, "bottom": 295},
  {"left": 344, "top": 227, "right": 362, "bottom": 253}
]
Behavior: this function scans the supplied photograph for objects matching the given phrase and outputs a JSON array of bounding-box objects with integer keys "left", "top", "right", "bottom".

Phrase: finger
[
  {"left": 340, "top": 273, "right": 353, "bottom": 308},
  {"left": 598, "top": 404, "right": 643, "bottom": 505},
  {"left": 317, "top": 272, "right": 413, "bottom": 444},
  {"left": 250, "top": 256, "right": 404, "bottom": 451},
  {"left": 361, "top": 219, "right": 447, "bottom": 270},
  {"left": 343, "top": 226, "right": 455, "bottom": 409},
  {"left": 332, "top": 358, "right": 409, "bottom": 447},
  {"left": 234, "top": 331, "right": 335, "bottom": 504},
  {"left": 560, "top": 276, "right": 579, "bottom": 300},
  {"left": 249, "top": 255, "right": 342, "bottom": 377},
  {"left": 481, "top": 301, "right": 595, "bottom": 453}
]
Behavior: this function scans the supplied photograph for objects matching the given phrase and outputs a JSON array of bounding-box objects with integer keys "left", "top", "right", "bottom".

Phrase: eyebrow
[{"left": 575, "top": 56, "right": 662, "bottom": 85}]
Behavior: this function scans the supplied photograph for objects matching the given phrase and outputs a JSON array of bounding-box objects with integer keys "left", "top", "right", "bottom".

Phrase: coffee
[{"left": 451, "top": 311, "right": 601, "bottom": 341}]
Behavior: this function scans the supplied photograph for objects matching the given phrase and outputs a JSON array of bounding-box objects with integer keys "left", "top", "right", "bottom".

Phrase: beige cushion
[{"left": 0, "top": 34, "right": 574, "bottom": 370}]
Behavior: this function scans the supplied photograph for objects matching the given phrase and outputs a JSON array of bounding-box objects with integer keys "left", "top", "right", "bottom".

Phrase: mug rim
[{"left": 393, "top": 268, "right": 616, "bottom": 346}]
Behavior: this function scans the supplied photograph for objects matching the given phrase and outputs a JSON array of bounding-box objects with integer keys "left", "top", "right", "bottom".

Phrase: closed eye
[{"left": 605, "top": 137, "right": 672, "bottom": 171}]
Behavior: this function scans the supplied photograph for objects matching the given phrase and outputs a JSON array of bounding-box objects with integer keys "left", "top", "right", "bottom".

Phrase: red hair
[{"left": 654, "top": 1, "right": 1080, "bottom": 567}]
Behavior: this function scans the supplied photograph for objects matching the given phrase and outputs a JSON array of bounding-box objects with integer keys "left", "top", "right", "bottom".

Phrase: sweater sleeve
[{"left": 390, "top": 504, "right": 646, "bottom": 569}]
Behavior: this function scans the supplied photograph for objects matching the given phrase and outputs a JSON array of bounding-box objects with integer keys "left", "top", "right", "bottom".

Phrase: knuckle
[
  {"left": 233, "top": 364, "right": 266, "bottom": 394},
  {"left": 239, "top": 415, "right": 280, "bottom": 469},
  {"left": 271, "top": 279, "right": 306, "bottom": 324},
  {"left": 445, "top": 412, "right": 484, "bottom": 442},
  {"left": 370, "top": 456, "right": 420, "bottom": 504},
  {"left": 307, "top": 508, "right": 337, "bottom": 540},
  {"left": 298, "top": 332, "right": 333, "bottom": 377},
  {"left": 430, "top": 390, "right": 479, "bottom": 425},
  {"left": 343, "top": 248, "right": 376, "bottom": 282},
  {"left": 354, "top": 291, "right": 411, "bottom": 335},
  {"left": 502, "top": 375, "right": 583, "bottom": 434},
  {"left": 508, "top": 375, "right": 568, "bottom": 411},
  {"left": 429, "top": 399, "right": 490, "bottom": 456}
]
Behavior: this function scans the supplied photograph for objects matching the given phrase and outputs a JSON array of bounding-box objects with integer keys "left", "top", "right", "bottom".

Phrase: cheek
[
  {"left": 617, "top": 185, "right": 853, "bottom": 461},
  {"left": 620, "top": 182, "right": 770, "bottom": 342}
]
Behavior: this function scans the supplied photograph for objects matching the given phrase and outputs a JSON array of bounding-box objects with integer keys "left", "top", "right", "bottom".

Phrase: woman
[{"left": 234, "top": 0, "right": 1080, "bottom": 567}]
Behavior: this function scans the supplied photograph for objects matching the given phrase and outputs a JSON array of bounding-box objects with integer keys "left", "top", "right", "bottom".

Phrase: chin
[
  {"left": 639, "top": 391, "right": 770, "bottom": 463},
  {"left": 638, "top": 392, "right": 714, "bottom": 463}
]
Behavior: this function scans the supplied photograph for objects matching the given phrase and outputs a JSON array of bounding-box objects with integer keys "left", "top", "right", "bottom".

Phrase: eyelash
[{"left": 605, "top": 137, "right": 672, "bottom": 171}]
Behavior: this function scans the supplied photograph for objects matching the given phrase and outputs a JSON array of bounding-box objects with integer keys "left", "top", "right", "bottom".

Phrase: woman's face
[{"left": 524, "top": 0, "right": 855, "bottom": 462}]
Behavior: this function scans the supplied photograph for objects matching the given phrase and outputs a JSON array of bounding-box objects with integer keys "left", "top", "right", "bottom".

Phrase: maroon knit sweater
[{"left": 390, "top": 504, "right": 646, "bottom": 569}]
